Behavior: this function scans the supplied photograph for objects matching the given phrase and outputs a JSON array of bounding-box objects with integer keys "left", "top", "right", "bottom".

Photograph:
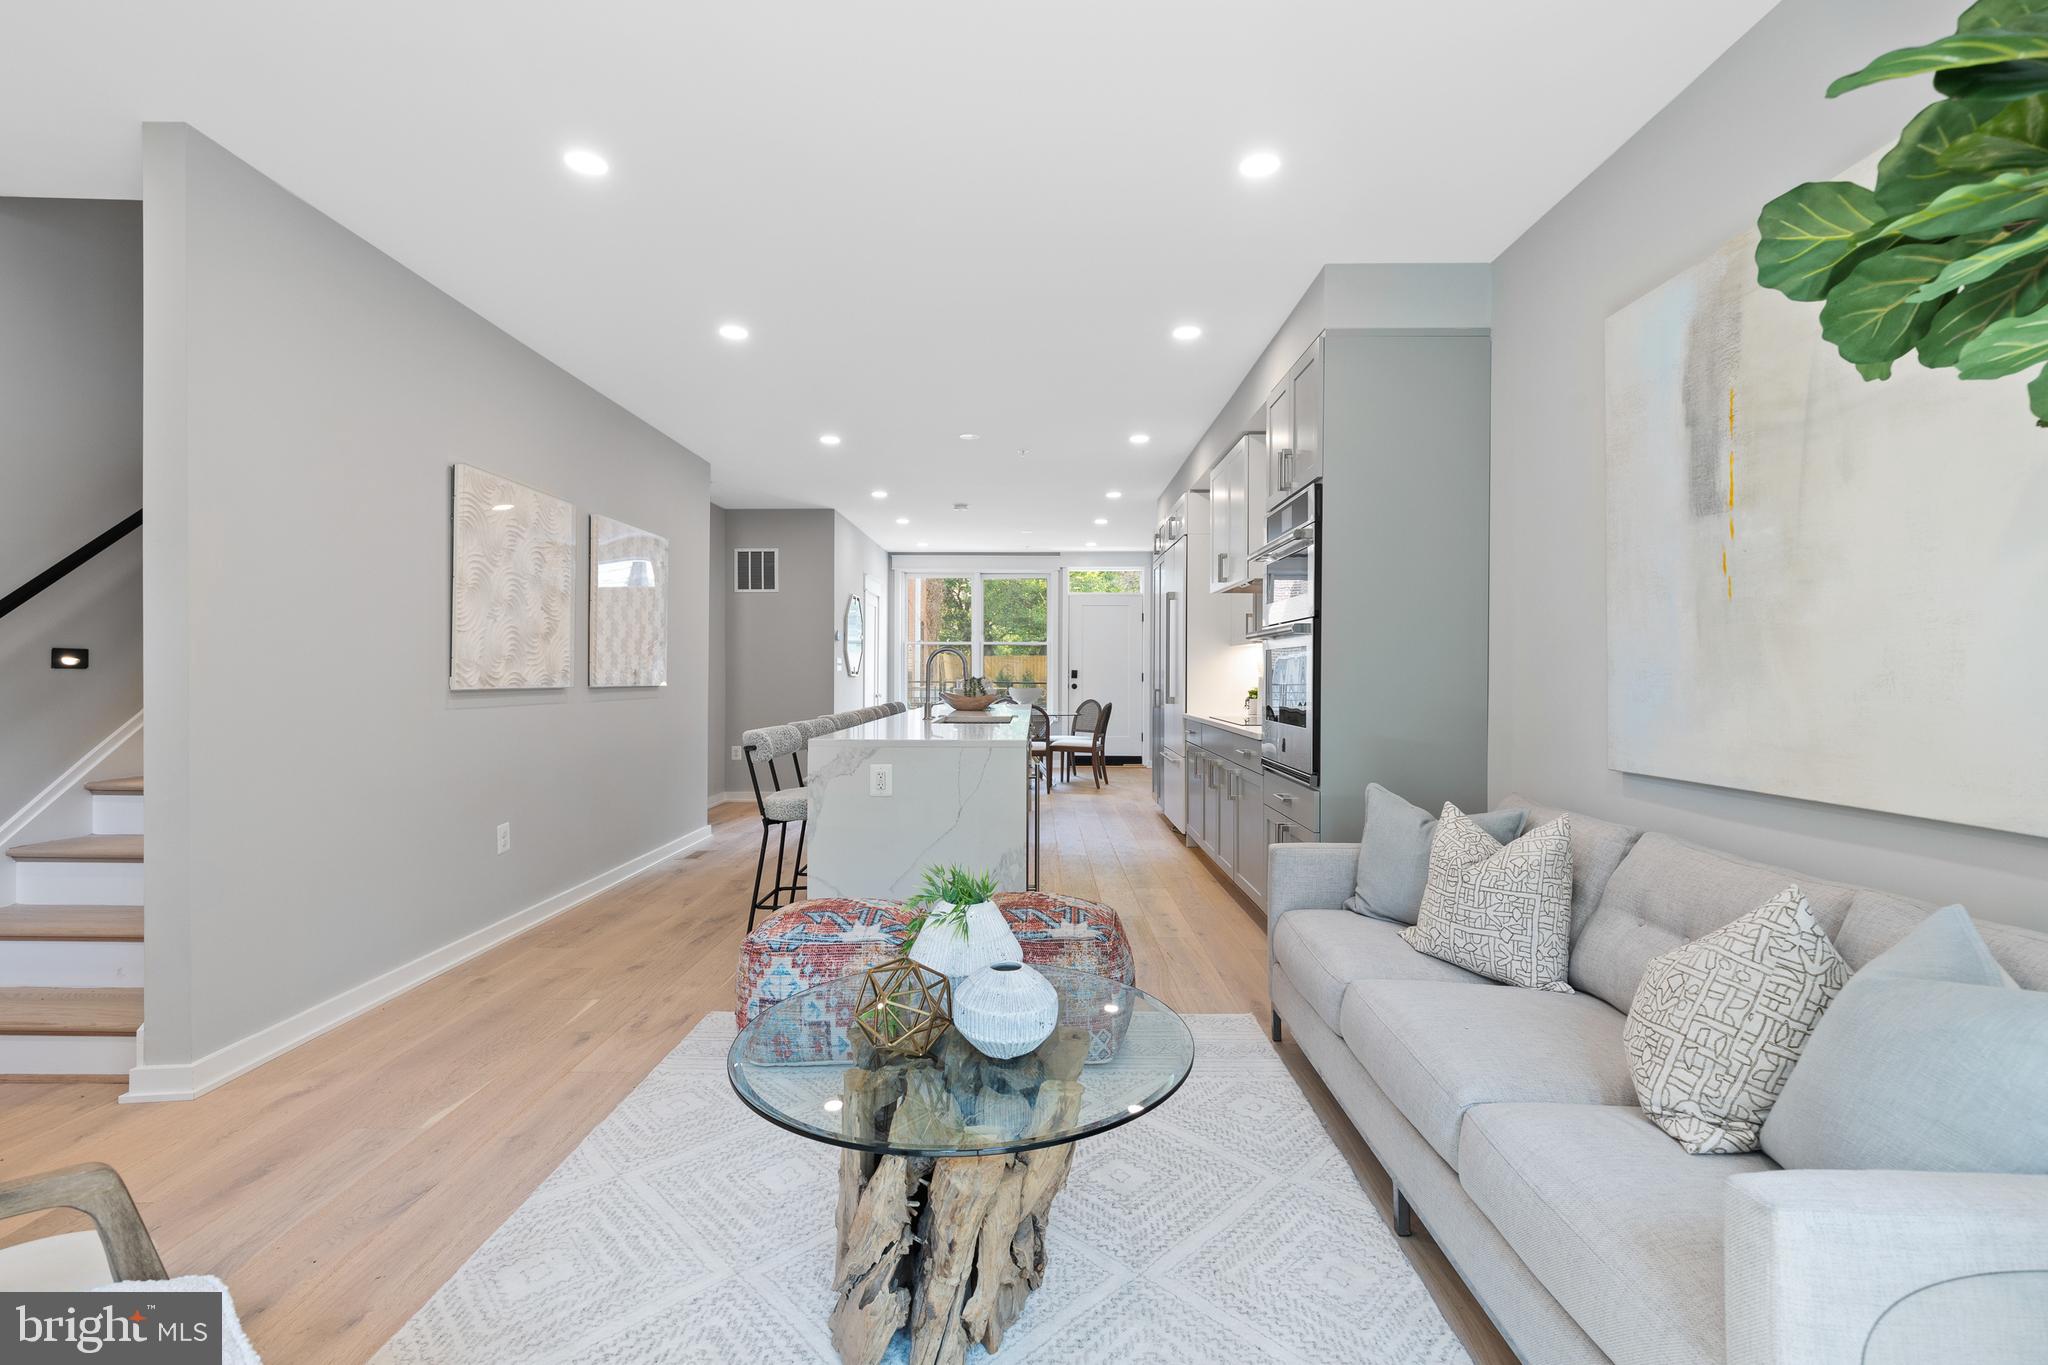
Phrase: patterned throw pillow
[
  {"left": 1623, "top": 886, "right": 1849, "bottom": 1155},
  {"left": 1401, "top": 805, "right": 1575, "bottom": 992}
]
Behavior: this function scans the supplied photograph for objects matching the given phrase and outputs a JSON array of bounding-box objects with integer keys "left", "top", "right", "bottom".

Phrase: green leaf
[
  {"left": 1831, "top": 31, "right": 2048, "bottom": 98},
  {"left": 1755, "top": 181, "right": 1891, "bottom": 300},
  {"left": 1936, "top": 94, "right": 2048, "bottom": 172},
  {"left": 2029, "top": 364, "right": 2048, "bottom": 420},
  {"left": 1821, "top": 238, "right": 1988, "bottom": 362},
  {"left": 1959, "top": 0, "right": 2048, "bottom": 32},
  {"left": 1856, "top": 360, "right": 1897, "bottom": 380},
  {"left": 1917, "top": 255, "right": 2048, "bottom": 365},
  {"left": 1880, "top": 99, "right": 2013, "bottom": 210},
  {"left": 1958, "top": 300, "right": 2048, "bottom": 374},
  {"left": 1911, "top": 220, "right": 2048, "bottom": 297},
  {"left": 1935, "top": 59, "right": 2048, "bottom": 99},
  {"left": 1887, "top": 169, "right": 2048, "bottom": 237}
]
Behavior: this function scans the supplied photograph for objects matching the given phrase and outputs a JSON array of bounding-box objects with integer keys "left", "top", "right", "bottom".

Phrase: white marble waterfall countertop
[{"left": 813, "top": 706, "right": 1031, "bottom": 747}]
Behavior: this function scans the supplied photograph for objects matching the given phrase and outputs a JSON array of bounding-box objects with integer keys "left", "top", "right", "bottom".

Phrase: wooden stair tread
[
  {"left": 84, "top": 776, "right": 143, "bottom": 796},
  {"left": 0, "top": 906, "right": 143, "bottom": 941},
  {"left": 0, "top": 988, "right": 141, "bottom": 1035},
  {"left": 5, "top": 835, "right": 142, "bottom": 863}
]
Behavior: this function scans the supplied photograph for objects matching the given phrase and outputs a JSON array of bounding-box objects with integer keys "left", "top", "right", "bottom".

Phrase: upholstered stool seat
[
  {"left": 760, "top": 786, "right": 810, "bottom": 821},
  {"left": 737, "top": 892, "right": 1136, "bottom": 1063}
]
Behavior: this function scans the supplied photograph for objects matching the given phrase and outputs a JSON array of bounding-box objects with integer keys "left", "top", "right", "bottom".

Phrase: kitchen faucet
[{"left": 922, "top": 646, "right": 969, "bottom": 719}]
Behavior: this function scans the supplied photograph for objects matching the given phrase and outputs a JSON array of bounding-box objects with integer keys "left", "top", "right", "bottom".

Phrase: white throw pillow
[
  {"left": 1623, "top": 885, "right": 1849, "bottom": 1155},
  {"left": 1401, "top": 805, "right": 1575, "bottom": 992}
]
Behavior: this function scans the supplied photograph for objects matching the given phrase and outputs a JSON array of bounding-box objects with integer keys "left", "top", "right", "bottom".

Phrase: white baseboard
[
  {"left": 710, "top": 791, "right": 756, "bottom": 809},
  {"left": 0, "top": 711, "right": 144, "bottom": 849},
  {"left": 121, "top": 823, "right": 714, "bottom": 1103}
]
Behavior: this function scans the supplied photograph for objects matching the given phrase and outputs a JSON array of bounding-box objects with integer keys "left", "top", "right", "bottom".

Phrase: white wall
[
  {"left": 0, "top": 198, "right": 142, "bottom": 824},
  {"left": 831, "top": 513, "right": 889, "bottom": 711},
  {"left": 140, "top": 125, "right": 713, "bottom": 1083},
  {"left": 1489, "top": 0, "right": 2048, "bottom": 930}
]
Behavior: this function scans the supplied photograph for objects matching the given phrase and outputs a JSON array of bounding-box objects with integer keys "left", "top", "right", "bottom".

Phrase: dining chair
[
  {"left": 1050, "top": 699, "right": 1111, "bottom": 785},
  {"left": 1029, "top": 705, "right": 1056, "bottom": 792},
  {"left": 0, "top": 1163, "right": 166, "bottom": 1291}
]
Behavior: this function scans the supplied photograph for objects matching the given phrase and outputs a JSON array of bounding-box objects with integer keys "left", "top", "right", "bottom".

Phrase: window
[
  {"left": 901, "top": 571, "right": 1051, "bottom": 702},
  {"left": 1067, "top": 569, "right": 1141, "bottom": 594},
  {"left": 905, "top": 574, "right": 971, "bottom": 702},
  {"left": 734, "top": 548, "right": 777, "bottom": 592},
  {"left": 981, "top": 575, "right": 1048, "bottom": 694}
]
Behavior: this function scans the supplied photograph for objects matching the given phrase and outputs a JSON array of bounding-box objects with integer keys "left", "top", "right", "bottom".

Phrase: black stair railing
[{"left": 0, "top": 510, "right": 142, "bottom": 621}]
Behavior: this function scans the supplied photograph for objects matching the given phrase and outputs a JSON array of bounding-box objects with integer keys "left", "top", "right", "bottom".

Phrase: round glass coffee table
[{"left": 729, "top": 965, "right": 1194, "bottom": 1365}]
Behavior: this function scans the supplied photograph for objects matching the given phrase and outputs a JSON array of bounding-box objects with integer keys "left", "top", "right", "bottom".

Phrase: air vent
[{"left": 734, "top": 548, "right": 778, "bottom": 592}]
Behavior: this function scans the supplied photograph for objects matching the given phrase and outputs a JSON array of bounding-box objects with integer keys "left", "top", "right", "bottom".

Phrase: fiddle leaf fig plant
[{"left": 1758, "top": 0, "right": 2048, "bottom": 422}]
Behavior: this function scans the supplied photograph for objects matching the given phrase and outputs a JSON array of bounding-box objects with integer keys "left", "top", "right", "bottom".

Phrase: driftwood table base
[{"left": 827, "top": 1029, "right": 1088, "bottom": 1365}]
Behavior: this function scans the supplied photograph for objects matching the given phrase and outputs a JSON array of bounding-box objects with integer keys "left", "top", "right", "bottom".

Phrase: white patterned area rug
[{"left": 374, "top": 1013, "right": 1470, "bottom": 1364}]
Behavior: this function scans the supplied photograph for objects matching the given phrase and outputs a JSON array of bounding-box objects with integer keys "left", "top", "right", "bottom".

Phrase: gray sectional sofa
[{"left": 1267, "top": 795, "right": 2048, "bottom": 1365}]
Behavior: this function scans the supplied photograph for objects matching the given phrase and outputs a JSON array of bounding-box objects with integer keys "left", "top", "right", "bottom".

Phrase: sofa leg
[
  {"left": 1270, "top": 1010, "right": 1282, "bottom": 1043},
  {"left": 1392, "top": 1187, "right": 1414, "bottom": 1238}
]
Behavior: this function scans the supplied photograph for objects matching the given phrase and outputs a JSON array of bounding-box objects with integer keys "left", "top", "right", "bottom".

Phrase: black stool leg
[
  {"left": 771, "top": 824, "right": 790, "bottom": 909},
  {"left": 749, "top": 824, "right": 773, "bottom": 931},
  {"left": 791, "top": 820, "right": 808, "bottom": 896}
]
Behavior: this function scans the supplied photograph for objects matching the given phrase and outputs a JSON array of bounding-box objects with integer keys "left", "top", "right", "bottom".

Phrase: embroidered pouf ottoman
[{"left": 736, "top": 892, "right": 1136, "bottom": 1063}]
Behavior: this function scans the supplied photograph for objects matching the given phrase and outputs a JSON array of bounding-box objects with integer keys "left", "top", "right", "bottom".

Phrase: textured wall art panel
[
  {"left": 1606, "top": 155, "right": 2048, "bottom": 837},
  {"left": 588, "top": 513, "right": 669, "bottom": 688},
  {"left": 450, "top": 463, "right": 575, "bottom": 690}
]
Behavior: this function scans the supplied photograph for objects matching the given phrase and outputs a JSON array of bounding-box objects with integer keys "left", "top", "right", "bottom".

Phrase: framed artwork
[
  {"left": 589, "top": 513, "right": 669, "bottom": 687},
  {"left": 450, "top": 464, "right": 574, "bottom": 690},
  {"left": 1605, "top": 155, "right": 2048, "bottom": 836}
]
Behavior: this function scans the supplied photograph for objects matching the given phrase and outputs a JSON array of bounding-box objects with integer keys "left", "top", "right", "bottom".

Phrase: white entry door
[{"left": 1064, "top": 574, "right": 1145, "bottom": 760}]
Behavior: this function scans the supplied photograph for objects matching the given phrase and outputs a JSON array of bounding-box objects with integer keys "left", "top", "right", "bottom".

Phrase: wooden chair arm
[{"left": 0, "top": 1162, "right": 167, "bottom": 1282}]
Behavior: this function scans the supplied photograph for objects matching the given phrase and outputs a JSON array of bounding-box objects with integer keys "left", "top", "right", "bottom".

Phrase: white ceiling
[{"left": 2, "top": 1, "right": 1774, "bottom": 553}]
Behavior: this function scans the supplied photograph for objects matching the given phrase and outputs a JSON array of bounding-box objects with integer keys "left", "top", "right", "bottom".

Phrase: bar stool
[{"left": 742, "top": 723, "right": 810, "bottom": 930}]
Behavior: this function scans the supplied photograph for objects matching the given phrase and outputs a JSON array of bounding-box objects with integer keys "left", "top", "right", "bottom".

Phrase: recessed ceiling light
[
  {"left": 958, "top": 433, "right": 980, "bottom": 441},
  {"left": 1019, "top": 529, "right": 1036, "bottom": 534},
  {"left": 718, "top": 323, "right": 749, "bottom": 341},
  {"left": 1085, "top": 541, "right": 1097, "bottom": 548},
  {"left": 1171, "top": 324, "right": 1203, "bottom": 342},
  {"left": 871, "top": 489, "right": 888, "bottom": 499},
  {"left": 1094, "top": 517, "right": 1109, "bottom": 525},
  {"left": 917, "top": 541, "right": 929, "bottom": 548},
  {"left": 895, "top": 516, "right": 909, "bottom": 525},
  {"left": 1128, "top": 433, "right": 1151, "bottom": 446},
  {"left": 1238, "top": 150, "right": 1282, "bottom": 179},
  {"left": 1105, "top": 489, "right": 1123, "bottom": 499},
  {"left": 562, "top": 147, "right": 610, "bottom": 177},
  {"left": 818, "top": 433, "right": 841, "bottom": 446}
]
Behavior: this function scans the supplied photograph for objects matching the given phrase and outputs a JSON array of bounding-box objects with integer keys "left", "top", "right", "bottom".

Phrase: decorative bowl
[{"left": 942, "top": 691, "right": 1000, "bottom": 711}]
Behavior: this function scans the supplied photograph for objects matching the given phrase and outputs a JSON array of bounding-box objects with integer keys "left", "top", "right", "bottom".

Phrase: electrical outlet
[
  {"left": 730, "top": 745, "right": 742, "bottom": 762},
  {"left": 496, "top": 822, "right": 512, "bottom": 854},
  {"left": 869, "top": 763, "right": 893, "bottom": 797}
]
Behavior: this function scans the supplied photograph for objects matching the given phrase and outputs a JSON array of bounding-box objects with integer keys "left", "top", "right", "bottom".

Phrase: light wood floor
[{"left": 0, "top": 769, "right": 1514, "bottom": 1365}]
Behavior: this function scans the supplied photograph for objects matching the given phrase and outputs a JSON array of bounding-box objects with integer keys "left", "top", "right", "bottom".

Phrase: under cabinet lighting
[
  {"left": 1105, "top": 490, "right": 1123, "bottom": 499},
  {"left": 957, "top": 433, "right": 980, "bottom": 441},
  {"left": 895, "top": 517, "right": 909, "bottom": 525},
  {"left": 916, "top": 541, "right": 929, "bottom": 547},
  {"left": 871, "top": 489, "right": 888, "bottom": 499},
  {"left": 1085, "top": 541, "right": 1097, "bottom": 547},
  {"left": 1094, "top": 517, "right": 1109, "bottom": 525}
]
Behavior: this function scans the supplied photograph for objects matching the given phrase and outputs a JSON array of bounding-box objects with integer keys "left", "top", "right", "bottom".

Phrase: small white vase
[
  {"left": 907, "top": 900, "right": 1020, "bottom": 985},
  {"left": 1011, "top": 685, "right": 1045, "bottom": 708},
  {"left": 953, "top": 961, "right": 1060, "bottom": 1060}
]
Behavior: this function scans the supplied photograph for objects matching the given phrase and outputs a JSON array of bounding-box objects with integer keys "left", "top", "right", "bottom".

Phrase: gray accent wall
[
  {"left": 1489, "top": 0, "right": 2048, "bottom": 931},
  {"left": 142, "top": 124, "right": 712, "bottom": 1069},
  {"left": 708, "top": 505, "right": 730, "bottom": 799},
  {"left": 718, "top": 507, "right": 835, "bottom": 795},
  {"left": 0, "top": 198, "right": 142, "bottom": 823}
]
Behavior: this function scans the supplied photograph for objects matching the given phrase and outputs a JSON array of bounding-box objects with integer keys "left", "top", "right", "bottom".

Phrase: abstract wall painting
[
  {"left": 1605, "top": 159, "right": 2048, "bottom": 838},
  {"left": 449, "top": 463, "right": 575, "bottom": 690},
  {"left": 588, "top": 513, "right": 669, "bottom": 688}
]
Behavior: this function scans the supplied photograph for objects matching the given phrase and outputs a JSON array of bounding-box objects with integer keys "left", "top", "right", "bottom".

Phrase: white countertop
[
  {"left": 812, "top": 705, "right": 1031, "bottom": 746},
  {"left": 1199, "top": 714, "right": 1263, "bottom": 740}
]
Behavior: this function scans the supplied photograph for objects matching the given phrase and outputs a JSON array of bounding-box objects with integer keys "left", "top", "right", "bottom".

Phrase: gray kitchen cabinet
[
  {"left": 1265, "top": 336, "right": 1324, "bottom": 511},
  {"left": 1265, "top": 808, "right": 1317, "bottom": 861},
  {"left": 1232, "top": 767, "right": 1268, "bottom": 906},
  {"left": 1183, "top": 722, "right": 1268, "bottom": 907},
  {"left": 1207, "top": 439, "right": 1243, "bottom": 592}
]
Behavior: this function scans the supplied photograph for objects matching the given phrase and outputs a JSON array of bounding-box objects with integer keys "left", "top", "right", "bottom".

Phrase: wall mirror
[{"left": 844, "top": 594, "right": 865, "bottom": 675}]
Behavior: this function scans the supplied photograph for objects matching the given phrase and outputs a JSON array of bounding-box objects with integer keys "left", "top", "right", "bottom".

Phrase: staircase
[{"left": 0, "top": 776, "right": 143, "bottom": 1081}]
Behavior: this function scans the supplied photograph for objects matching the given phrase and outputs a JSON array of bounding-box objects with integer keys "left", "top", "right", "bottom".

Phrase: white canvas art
[
  {"left": 1606, "top": 161, "right": 2048, "bottom": 838},
  {"left": 588, "top": 513, "right": 669, "bottom": 688},
  {"left": 450, "top": 464, "right": 575, "bottom": 690}
]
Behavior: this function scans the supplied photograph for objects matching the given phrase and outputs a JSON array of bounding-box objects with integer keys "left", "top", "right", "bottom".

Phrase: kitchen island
[{"left": 805, "top": 705, "right": 1030, "bottom": 899}]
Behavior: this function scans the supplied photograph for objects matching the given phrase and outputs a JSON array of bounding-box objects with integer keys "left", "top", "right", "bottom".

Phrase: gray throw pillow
[
  {"left": 1344, "top": 783, "right": 1525, "bottom": 924},
  {"left": 1761, "top": 905, "right": 2047, "bottom": 1174}
]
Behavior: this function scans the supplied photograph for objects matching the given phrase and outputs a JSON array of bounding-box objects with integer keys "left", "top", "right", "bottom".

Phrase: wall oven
[
  {"left": 1260, "top": 628, "right": 1316, "bottom": 782},
  {"left": 1253, "top": 484, "right": 1317, "bottom": 629}
]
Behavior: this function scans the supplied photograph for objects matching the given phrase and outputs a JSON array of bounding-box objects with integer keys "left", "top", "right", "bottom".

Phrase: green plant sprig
[
  {"left": 901, "top": 864, "right": 1000, "bottom": 948},
  {"left": 1757, "top": 0, "right": 2048, "bottom": 423}
]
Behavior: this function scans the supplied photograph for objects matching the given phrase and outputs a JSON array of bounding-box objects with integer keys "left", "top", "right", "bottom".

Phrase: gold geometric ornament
[{"left": 854, "top": 957, "right": 952, "bottom": 1058}]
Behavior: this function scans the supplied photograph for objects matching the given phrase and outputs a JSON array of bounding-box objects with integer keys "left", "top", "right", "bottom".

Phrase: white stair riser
[
  {"left": 0, "top": 940, "right": 144, "bottom": 988},
  {"left": 0, "top": 1032, "right": 137, "bottom": 1078},
  {"left": 91, "top": 794, "right": 144, "bottom": 836},
  {"left": 13, "top": 860, "right": 143, "bottom": 906}
]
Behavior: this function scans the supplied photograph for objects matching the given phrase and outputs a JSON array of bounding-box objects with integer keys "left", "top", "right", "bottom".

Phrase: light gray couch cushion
[
  {"left": 1272, "top": 910, "right": 1488, "bottom": 1034},
  {"left": 1340, "top": 980, "right": 1637, "bottom": 1167},
  {"left": 1498, "top": 795, "right": 1641, "bottom": 942},
  {"left": 1571, "top": 832, "right": 1859, "bottom": 1013},
  {"left": 1461, "top": 1102, "right": 1773, "bottom": 1365},
  {"left": 1345, "top": 784, "right": 1526, "bottom": 924},
  {"left": 1838, "top": 888, "right": 2048, "bottom": 986},
  {"left": 1762, "top": 906, "right": 2048, "bottom": 1175}
]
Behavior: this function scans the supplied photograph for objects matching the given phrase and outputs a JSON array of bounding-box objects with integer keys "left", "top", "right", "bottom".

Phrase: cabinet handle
[
  {"left": 1275, "top": 793, "right": 1294, "bottom": 804},
  {"left": 1278, "top": 450, "right": 1293, "bottom": 491},
  {"left": 1217, "top": 551, "right": 1229, "bottom": 583}
]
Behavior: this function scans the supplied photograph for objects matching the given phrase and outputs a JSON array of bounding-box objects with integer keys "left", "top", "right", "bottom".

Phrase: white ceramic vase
[
  {"left": 953, "top": 961, "right": 1060, "bottom": 1060},
  {"left": 907, "top": 900, "right": 1021, "bottom": 985},
  {"left": 1010, "top": 685, "right": 1045, "bottom": 708}
]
